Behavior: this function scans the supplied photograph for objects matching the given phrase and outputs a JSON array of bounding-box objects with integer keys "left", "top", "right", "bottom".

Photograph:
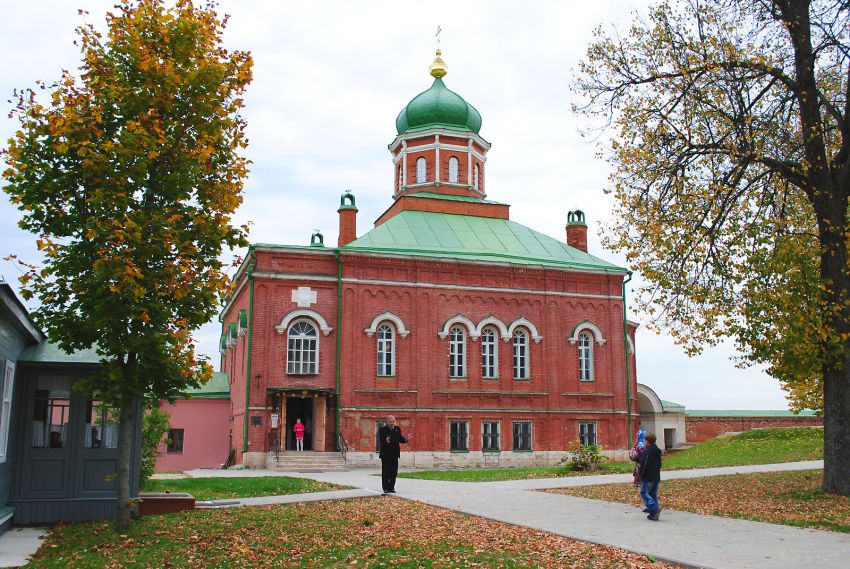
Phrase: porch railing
[
  {"left": 336, "top": 433, "right": 349, "bottom": 463},
  {"left": 266, "top": 431, "right": 281, "bottom": 462}
]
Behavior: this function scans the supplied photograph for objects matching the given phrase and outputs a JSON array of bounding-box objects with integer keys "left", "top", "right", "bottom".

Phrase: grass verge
[
  {"left": 26, "top": 498, "right": 676, "bottom": 568},
  {"left": 548, "top": 469, "right": 849, "bottom": 533},
  {"left": 398, "top": 427, "right": 824, "bottom": 482},
  {"left": 142, "top": 476, "right": 346, "bottom": 501}
]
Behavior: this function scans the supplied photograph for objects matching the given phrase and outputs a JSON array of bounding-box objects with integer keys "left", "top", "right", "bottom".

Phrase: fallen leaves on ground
[
  {"left": 29, "top": 497, "right": 675, "bottom": 568},
  {"left": 547, "top": 470, "right": 850, "bottom": 533}
]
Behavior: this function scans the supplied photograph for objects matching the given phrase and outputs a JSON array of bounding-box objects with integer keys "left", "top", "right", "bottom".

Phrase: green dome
[{"left": 395, "top": 78, "right": 482, "bottom": 135}]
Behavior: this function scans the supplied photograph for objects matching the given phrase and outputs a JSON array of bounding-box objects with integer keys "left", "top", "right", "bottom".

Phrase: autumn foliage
[
  {"left": 576, "top": 0, "right": 850, "bottom": 494},
  {"left": 30, "top": 498, "right": 677, "bottom": 568},
  {"left": 2, "top": 0, "right": 252, "bottom": 528}
]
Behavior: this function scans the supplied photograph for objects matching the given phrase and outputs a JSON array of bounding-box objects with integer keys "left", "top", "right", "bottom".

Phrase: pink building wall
[{"left": 155, "top": 399, "right": 231, "bottom": 471}]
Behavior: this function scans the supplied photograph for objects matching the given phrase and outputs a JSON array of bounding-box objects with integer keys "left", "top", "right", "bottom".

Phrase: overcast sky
[{"left": 0, "top": 0, "right": 791, "bottom": 410}]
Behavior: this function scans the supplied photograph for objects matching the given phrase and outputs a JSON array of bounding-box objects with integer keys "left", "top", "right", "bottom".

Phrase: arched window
[
  {"left": 481, "top": 328, "right": 498, "bottom": 379},
  {"left": 473, "top": 164, "right": 479, "bottom": 190},
  {"left": 377, "top": 324, "right": 395, "bottom": 376},
  {"left": 448, "top": 156, "right": 459, "bottom": 183},
  {"left": 578, "top": 331, "right": 593, "bottom": 381},
  {"left": 449, "top": 326, "right": 466, "bottom": 378},
  {"left": 416, "top": 157, "right": 427, "bottom": 184},
  {"left": 287, "top": 321, "right": 318, "bottom": 374},
  {"left": 513, "top": 329, "right": 529, "bottom": 380}
]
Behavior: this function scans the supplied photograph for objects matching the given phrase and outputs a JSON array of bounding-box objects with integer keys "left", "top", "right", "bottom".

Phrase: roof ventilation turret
[{"left": 566, "top": 210, "right": 588, "bottom": 252}]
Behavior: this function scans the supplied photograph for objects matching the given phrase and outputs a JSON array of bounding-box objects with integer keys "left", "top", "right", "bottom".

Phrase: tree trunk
[
  {"left": 822, "top": 354, "right": 850, "bottom": 494},
  {"left": 816, "top": 200, "right": 850, "bottom": 495},
  {"left": 115, "top": 389, "right": 137, "bottom": 530},
  {"left": 780, "top": 0, "right": 850, "bottom": 496}
]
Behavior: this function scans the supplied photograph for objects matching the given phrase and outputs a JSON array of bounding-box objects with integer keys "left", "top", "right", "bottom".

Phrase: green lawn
[
  {"left": 398, "top": 427, "right": 823, "bottom": 482},
  {"left": 26, "top": 498, "right": 673, "bottom": 568},
  {"left": 551, "top": 469, "right": 850, "bottom": 533},
  {"left": 142, "top": 476, "right": 346, "bottom": 501},
  {"left": 663, "top": 426, "right": 822, "bottom": 468}
]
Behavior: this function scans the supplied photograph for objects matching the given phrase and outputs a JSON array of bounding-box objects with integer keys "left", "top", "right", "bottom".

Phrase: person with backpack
[{"left": 638, "top": 432, "right": 663, "bottom": 521}]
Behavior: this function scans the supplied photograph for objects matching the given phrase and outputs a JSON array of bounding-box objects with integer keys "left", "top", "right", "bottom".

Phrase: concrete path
[
  {"left": 265, "top": 460, "right": 849, "bottom": 569},
  {"left": 4, "top": 461, "right": 846, "bottom": 568},
  {"left": 0, "top": 528, "right": 46, "bottom": 568}
]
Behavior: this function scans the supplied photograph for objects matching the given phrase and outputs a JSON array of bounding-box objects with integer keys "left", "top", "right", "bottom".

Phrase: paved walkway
[
  {"left": 0, "top": 528, "right": 46, "bottom": 568},
  {"left": 3, "top": 460, "right": 847, "bottom": 568},
  {"left": 259, "top": 460, "right": 848, "bottom": 569}
]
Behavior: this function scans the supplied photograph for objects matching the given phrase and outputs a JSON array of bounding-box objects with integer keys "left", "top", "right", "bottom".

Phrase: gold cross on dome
[{"left": 436, "top": 25, "right": 442, "bottom": 50}]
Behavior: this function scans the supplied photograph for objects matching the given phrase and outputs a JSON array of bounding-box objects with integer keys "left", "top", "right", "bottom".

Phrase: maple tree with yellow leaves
[
  {"left": 576, "top": 0, "right": 850, "bottom": 495},
  {"left": 2, "top": 0, "right": 252, "bottom": 528}
]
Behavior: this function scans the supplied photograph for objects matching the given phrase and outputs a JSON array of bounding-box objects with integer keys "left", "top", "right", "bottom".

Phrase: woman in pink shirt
[{"left": 294, "top": 418, "right": 305, "bottom": 452}]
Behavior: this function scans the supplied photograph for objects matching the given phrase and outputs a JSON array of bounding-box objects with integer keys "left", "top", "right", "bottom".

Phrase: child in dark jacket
[{"left": 638, "top": 432, "right": 663, "bottom": 520}]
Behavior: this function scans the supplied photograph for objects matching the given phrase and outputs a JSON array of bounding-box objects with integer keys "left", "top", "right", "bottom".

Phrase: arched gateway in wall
[{"left": 636, "top": 383, "right": 686, "bottom": 450}]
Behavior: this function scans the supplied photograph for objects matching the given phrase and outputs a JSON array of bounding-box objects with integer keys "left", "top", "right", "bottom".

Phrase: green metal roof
[
  {"left": 408, "top": 192, "right": 506, "bottom": 205},
  {"left": 343, "top": 210, "right": 625, "bottom": 272},
  {"left": 396, "top": 77, "right": 482, "bottom": 134},
  {"left": 661, "top": 399, "right": 685, "bottom": 409},
  {"left": 18, "top": 341, "right": 101, "bottom": 364},
  {"left": 184, "top": 371, "right": 230, "bottom": 398},
  {"left": 685, "top": 409, "right": 819, "bottom": 417}
]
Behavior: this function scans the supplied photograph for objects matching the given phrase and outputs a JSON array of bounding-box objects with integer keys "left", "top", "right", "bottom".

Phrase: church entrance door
[{"left": 285, "top": 397, "right": 313, "bottom": 451}]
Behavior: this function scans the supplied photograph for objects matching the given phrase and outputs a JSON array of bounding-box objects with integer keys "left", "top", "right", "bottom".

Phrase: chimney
[
  {"left": 337, "top": 191, "right": 358, "bottom": 247},
  {"left": 566, "top": 210, "right": 588, "bottom": 252}
]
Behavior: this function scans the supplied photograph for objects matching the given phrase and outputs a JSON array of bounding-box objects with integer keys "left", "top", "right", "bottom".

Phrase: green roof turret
[
  {"left": 338, "top": 190, "right": 358, "bottom": 211},
  {"left": 567, "top": 210, "right": 586, "bottom": 226},
  {"left": 395, "top": 51, "right": 482, "bottom": 135}
]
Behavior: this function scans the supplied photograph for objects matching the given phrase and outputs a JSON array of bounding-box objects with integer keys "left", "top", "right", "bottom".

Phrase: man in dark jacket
[
  {"left": 638, "top": 432, "right": 663, "bottom": 520},
  {"left": 378, "top": 415, "right": 412, "bottom": 494}
]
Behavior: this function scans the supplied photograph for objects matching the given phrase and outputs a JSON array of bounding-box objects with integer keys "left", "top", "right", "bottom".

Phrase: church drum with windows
[{"left": 219, "top": 52, "right": 639, "bottom": 468}]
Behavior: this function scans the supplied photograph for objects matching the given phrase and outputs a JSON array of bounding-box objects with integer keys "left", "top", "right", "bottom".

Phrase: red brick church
[{"left": 219, "top": 51, "right": 639, "bottom": 468}]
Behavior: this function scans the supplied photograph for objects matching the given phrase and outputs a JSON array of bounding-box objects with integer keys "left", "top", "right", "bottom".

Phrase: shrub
[
  {"left": 141, "top": 404, "right": 171, "bottom": 487},
  {"left": 562, "top": 440, "right": 608, "bottom": 471}
]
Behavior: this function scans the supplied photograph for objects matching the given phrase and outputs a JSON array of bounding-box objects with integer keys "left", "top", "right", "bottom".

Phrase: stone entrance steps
[{"left": 271, "top": 451, "right": 348, "bottom": 472}]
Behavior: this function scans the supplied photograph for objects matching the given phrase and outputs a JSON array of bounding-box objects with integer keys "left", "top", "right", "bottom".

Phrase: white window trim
[
  {"left": 275, "top": 309, "right": 333, "bottom": 336},
  {"left": 482, "top": 420, "right": 500, "bottom": 451},
  {"left": 449, "top": 326, "right": 467, "bottom": 378},
  {"left": 416, "top": 157, "right": 427, "bottom": 184},
  {"left": 376, "top": 324, "right": 395, "bottom": 377},
  {"left": 512, "top": 420, "right": 533, "bottom": 451},
  {"left": 474, "top": 315, "right": 509, "bottom": 340},
  {"left": 579, "top": 421, "right": 598, "bottom": 447},
  {"left": 364, "top": 312, "right": 410, "bottom": 338},
  {"left": 568, "top": 320, "right": 606, "bottom": 346},
  {"left": 448, "top": 156, "right": 459, "bottom": 183},
  {"left": 438, "top": 314, "right": 476, "bottom": 339},
  {"left": 286, "top": 319, "right": 320, "bottom": 375},
  {"left": 0, "top": 361, "right": 15, "bottom": 463},
  {"left": 507, "top": 317, "right": 543, "bottom": 343},
  {"left": 450, "top": 420, "right": 470, "bottom": 451},
  {"left": 513, "top": 329, "right": 530, "bottom": 380},
  {"left": 480, "top": 328, "right": 499, "bottom": 379},
  {"left": 578, "top": 332, "right": 594, "bottom": 381}
]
